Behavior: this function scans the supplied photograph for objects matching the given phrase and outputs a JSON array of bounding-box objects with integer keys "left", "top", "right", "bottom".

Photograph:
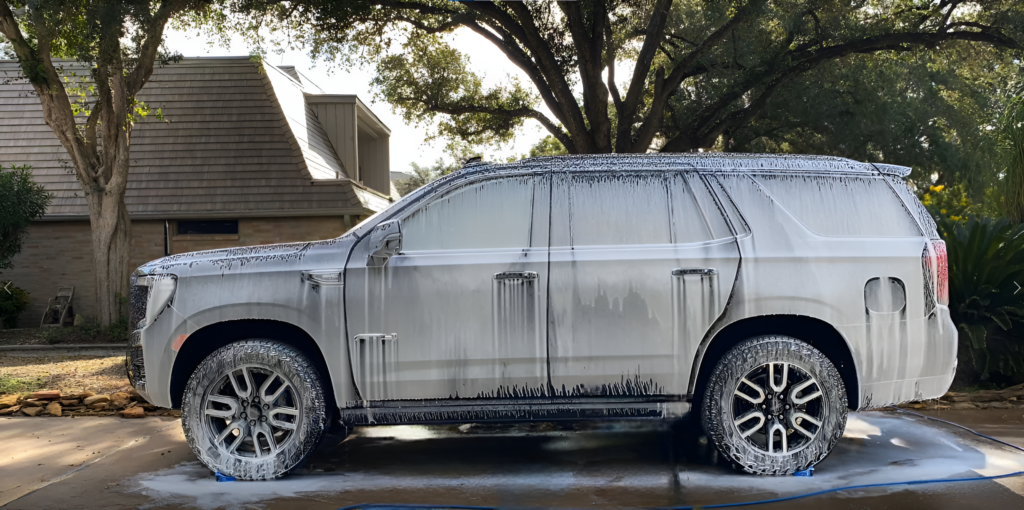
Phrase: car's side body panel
[
  {"left": 695, "top": 173, "right": 956, "bottom": 409},
  {"left": 129, "top": 154, "right": 957, "bottom": 422}
]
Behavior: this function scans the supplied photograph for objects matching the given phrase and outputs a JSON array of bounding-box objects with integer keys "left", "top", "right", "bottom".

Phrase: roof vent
[
  {"left": 463, "top": 156, "right": 484, "bottom": 167},
  {"left": 872, "top": 163, "right": 911, "bottom": 178}
]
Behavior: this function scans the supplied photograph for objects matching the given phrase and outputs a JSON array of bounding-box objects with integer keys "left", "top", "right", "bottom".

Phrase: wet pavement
[{"left": 2, "top": 409, "right": 1024, "bottom": 509}]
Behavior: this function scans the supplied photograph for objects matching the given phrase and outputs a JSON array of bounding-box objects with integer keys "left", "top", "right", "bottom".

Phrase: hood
[{"left": 135, "top": 236, "right": 358, "bottom": 278}]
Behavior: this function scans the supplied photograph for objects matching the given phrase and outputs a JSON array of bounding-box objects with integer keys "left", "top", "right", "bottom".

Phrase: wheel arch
[
  {"left": 689, "top": 315, "right": 860, "bottom": 410},
  {"left": 169, "top": 319, "right": 335, "bottom": 412}
]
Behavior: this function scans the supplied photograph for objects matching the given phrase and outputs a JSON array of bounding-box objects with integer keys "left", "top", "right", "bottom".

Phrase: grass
[{"left": 0, "top": 374, "right": 47, "bottom": 395}]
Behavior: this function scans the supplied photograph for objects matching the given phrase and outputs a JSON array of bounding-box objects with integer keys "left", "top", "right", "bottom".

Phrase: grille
[
  {"left": 126, "top": 346, "right": 146, "bottom": 389},
  {"left": 129, "top": 276, "right": 149, "bottom": 331}
]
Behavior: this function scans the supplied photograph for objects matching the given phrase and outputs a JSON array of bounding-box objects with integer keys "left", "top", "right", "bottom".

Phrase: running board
[{"left": 338, "top": 396, "right": 692, "bottom": 426}]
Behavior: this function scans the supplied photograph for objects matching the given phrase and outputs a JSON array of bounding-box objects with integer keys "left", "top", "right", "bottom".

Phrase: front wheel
[
  {"left": 701, "top": 336, "right": 847, "bottom": 475},
  {"left": 181, "top": 339, "right": 327, "bottom": 480}
]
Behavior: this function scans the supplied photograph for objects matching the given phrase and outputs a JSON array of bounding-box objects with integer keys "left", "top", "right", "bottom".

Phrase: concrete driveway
[{"left": 2, "top": 409, "right": 1024, "bottom": 509}]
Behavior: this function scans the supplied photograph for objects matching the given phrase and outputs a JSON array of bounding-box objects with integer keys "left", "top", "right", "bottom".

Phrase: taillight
[
  {"left": 922, "top": 240, "right": 948, "bottom": 308},
  {"left": 933, "top": 240, "right": 948, "bottom": 305}
]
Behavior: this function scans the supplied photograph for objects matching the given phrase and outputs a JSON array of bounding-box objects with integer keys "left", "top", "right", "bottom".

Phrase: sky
[{"left": 162, "top": 27, "right": 551, "bottom": 174}]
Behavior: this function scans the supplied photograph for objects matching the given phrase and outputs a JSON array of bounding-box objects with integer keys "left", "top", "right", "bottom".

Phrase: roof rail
[
  {"left": 872, "top": 163, "right": 911, "bottom": 178},
  {"left": 462, "top": 156, "right": 484, "bottom": 167}
]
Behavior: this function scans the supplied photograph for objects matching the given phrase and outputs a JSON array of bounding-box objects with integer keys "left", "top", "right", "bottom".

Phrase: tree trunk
[{"left": 87, "top": 195, "right": 132, "bottom": 325}]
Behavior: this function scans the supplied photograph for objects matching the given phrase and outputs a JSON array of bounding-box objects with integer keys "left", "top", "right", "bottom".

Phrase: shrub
[
  {"left": 939, "top": 216, "right": 1024, "bottom": 382},
  {"left": 40, "top": 314, "right": 129, "bottom": 344},
  {"left": 0, "top": 282, "right": 30, "bottom": 329},
  {"left": 0, "top": 164, "right": 51, "bottom": 272}
]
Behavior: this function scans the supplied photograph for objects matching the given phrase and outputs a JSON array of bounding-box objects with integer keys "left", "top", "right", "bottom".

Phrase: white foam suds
[{"left": 133, "top": 412, "right": 1024, "bottom": 509}]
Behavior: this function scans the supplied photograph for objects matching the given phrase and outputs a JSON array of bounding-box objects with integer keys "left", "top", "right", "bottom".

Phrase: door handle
[
  {"left": 672, "top": 268, "right": 717, "bottom": 276},
  {"left": 494, "top": 271, "right": 538, "bottom": 281}
]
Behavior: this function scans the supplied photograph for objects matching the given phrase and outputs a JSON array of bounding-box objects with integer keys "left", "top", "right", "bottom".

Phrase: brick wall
[
  {"left": 5, "top": 216, "right": 356, "bottom": 327},
  {"left": 169, "top": 216, "right": 357, "bottom": 254}
]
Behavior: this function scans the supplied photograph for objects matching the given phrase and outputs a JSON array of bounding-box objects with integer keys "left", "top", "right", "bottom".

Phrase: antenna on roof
[{"left": 463, "top": 155, "right": 484, "bottom": 167}]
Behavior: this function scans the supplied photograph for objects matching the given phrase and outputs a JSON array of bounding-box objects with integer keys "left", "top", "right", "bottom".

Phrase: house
[{"left": 0, "top": 56, "right": 395, "bottom": 324}]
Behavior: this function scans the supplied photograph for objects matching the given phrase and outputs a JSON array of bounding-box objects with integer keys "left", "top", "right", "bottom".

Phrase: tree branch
[
  {"left": 561, "top": 0, "right": 612, "bottom": 151},
  {"left": 401, "top": 98, "right": 574, "bottom": 153},
  {"left": 615, "top": 0, "right": 673, "bottom": 153},
  {"left": 126, "top": 0, "right": 185, "bottom": 95},
  {"left": 465, "top": 2, "right": 592, "bottom": 151}
]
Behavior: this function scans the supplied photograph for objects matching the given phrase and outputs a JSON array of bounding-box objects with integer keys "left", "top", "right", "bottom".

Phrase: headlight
[{"left": 132, "top": 274, "right": 177, "bottom": 330}]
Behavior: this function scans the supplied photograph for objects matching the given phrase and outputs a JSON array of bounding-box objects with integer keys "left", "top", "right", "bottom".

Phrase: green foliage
[
  {"left": 939, "top": 216, "right": 1024, "bottom": 381},
  {"left": 999, "top": 92, "right": 1024, "bottom": 224},
  {"left": 0, "top": 375, "right": 46, "bottom": 395},
  {"left": 372, "top": 34, "right": 538, "bottom": 151},
  {"left": 394, "top": 143, "right": 477, "bottom": 196},
  {"left": 0, "top": 282, "right": 30, "bottom": 329},
  {"left": 40, "top": 315, "right": 129, "bottom": 344},
  {"left": 528, "top": 135, "right": 569, "bottom": 158},
  {"left": 0, "top": 164, "right": 51, "bottom": 273}
]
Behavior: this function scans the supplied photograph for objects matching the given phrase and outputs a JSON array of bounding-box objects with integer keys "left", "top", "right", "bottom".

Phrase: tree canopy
[{"left": 193, "top": 0, "right": 1023, "bottom": 155}]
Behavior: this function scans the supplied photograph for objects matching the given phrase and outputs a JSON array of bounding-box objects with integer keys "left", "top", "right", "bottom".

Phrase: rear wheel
[
  {"left": 701, "top": 336, "right": 847, "bottom": 475},
  {"left": 181, "top": 340, "right": 327, "bottom": 480}
]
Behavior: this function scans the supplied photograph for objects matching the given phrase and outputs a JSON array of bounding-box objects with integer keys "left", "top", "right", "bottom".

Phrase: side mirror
[{"left": 367, "top": 220, "right": 402, "bottom": 267}]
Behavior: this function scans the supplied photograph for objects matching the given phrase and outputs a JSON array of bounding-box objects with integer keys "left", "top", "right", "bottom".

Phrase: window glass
[
  {"left": 176, "top": 220, "right": 238, "bottom": 235},
  {"left": 751, "top": 174, "right": 922, "bottom": 237},
  {"left": 669, "top": 173, "right": 733, "bottom": 242},
  {"left": 402, "top": 175, "right": 534, "bottom": 250},
  {"left": 568, "top": 173, "right": 671, "bottom": 246}
]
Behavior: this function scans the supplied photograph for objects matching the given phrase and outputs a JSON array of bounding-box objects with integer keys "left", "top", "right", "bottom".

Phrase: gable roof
[{"left": 0, "top": 56, "right": 392, "bottom": 220}]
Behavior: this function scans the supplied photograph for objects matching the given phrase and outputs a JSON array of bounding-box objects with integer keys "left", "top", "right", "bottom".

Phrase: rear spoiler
[{"left": 872, "top": 163, "right": 911, "bottom": 178}]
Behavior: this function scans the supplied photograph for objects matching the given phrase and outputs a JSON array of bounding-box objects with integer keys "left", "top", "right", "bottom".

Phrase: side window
[
  {"left": 566, "top": 172, "right": 671, "bottom": 247},
  {"left": 749, "top": 174, "right": 922, "bottom": 237},
  {"left": 401, "top": 175, "right": 535, "bottom": 251},
  {"left": 669, "top": 172, "right": 734, "bottom": 242}
]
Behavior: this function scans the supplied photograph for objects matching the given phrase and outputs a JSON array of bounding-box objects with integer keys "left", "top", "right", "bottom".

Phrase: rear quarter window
[{"left": 750, "top": 174, "right": 922, "bottom": 237}]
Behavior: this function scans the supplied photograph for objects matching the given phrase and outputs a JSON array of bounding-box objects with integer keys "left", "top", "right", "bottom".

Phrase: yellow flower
[
  {"left": 950, "top": 215, "right": 961, "bottom": 221},
  {"left": 930, "top": 185, "right": 945, "bottom": 192},
  {"left": 941, "top": 209, "right": 947, "bottom": 214},
  {"left": 922, "top": 194, "right": 933, "bottom": 206}
]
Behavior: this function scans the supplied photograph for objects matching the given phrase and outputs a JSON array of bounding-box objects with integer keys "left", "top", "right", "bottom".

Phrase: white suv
[{"left": 127, "top": 154, "right": 956, "bottom": 479}]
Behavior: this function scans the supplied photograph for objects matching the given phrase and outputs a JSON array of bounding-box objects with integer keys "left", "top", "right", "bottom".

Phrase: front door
[
  {"left": 344, "top": 173, "right": 550, "bottom": 401},
  {"left": 546, "top": 171, "right": 740, "bottom": 398}
]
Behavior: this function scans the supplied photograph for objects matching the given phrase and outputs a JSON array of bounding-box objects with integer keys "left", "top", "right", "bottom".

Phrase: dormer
[{"left": 306, "top": 94, "right": 392, "bottom": 197}]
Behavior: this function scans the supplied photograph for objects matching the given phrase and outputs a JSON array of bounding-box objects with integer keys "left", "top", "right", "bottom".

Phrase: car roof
[{"left": 459, "top": 153, "right": 909, "bottom": 178}]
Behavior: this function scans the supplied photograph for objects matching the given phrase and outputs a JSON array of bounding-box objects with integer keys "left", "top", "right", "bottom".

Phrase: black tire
[
  {"left": 701, "top": 335, "right": 847, "bottom": 475},
  {"left": 181, "top": 340, "right": 327, "bottom": 480}
]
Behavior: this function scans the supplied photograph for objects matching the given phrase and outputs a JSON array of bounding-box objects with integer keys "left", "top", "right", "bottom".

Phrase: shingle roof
[{"left": 0, "top": 57, "right": 392, "bottom": 220}]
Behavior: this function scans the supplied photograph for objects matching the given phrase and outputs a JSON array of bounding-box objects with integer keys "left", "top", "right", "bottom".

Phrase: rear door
[{"left": 546, "top": 171, "right": 740, "bottom": 397}]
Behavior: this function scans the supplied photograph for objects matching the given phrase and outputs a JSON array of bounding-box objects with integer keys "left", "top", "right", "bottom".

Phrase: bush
[
  {"left": 0, "top": 282, "right": 30, "bottom": 329},
  {"left": 939, "top": 216, "right": 1024, "bottom": 382},
  {"left": 40, "top": 315, "right": 129, "bottom": 344}
]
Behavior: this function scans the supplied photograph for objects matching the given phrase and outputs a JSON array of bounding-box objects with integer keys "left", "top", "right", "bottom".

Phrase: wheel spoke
[
  {"left": 791, "top": 412, "right": 820, "bottom": 439},
  {"left": 205, "top": 395, "right": 239, "bottom": 419},
  {"left": 735, "top": 377, "right": 766, "bottom": 404},
  {"left": 229, "top": 367, "right": 254, "bottom": 399},
  {"left": 734, "top": 410, "right": 766, "bottom": 438},
  {"left": 216, "top": 419, "right": 248, "bottom": 454},
  {"left": 268, "top": 407, "right": 299, "bottom": 430},
  {"left": 767, "top": 420, "right": 788, "bottom": 454},
  {"left": 259, "top": 373, "right": 290, "bottom": 404},
  {"left": 254, "top": 423, "right": 278, "bottom": 455},
  {"left": 768, "top": 363, "right": 788, "bottom": 393},
  {"left": 790, "top": 379, "right": 822, "bottom": 405}
]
